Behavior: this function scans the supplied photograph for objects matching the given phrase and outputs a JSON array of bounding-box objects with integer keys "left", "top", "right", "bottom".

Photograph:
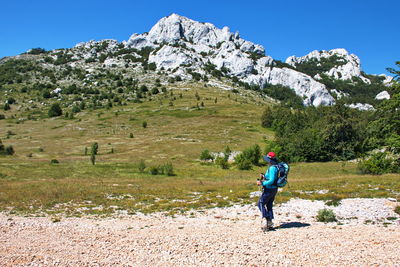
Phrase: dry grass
[{"left": 1, "top": 83, "right": 399, "bottom": 216}]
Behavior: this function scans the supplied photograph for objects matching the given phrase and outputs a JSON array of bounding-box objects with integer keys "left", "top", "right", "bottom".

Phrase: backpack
[{"left": 274, "top": 162, "right": 290, "bottom": 187}]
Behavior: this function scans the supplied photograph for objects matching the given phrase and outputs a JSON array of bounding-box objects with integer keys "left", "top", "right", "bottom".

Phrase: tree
[
  {"left": 3, "top": 103, "right": 10, "bottom": 111},
  {"left": 138, "top": 160, "right": 146, "bottom": 172},
  {"left": 386, "top": 61, "right": 400, "bottom": 81},
  {"left": 91, "top": 142, "right": 99, "bottom": 155},
  {"left": 48, "top": 103, "right": 62, "bottom": 117}
]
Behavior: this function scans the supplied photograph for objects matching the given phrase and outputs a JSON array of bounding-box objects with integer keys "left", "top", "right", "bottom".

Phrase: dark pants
[{"left": 258, "top": 188, "right": 278, "bottom": 220}]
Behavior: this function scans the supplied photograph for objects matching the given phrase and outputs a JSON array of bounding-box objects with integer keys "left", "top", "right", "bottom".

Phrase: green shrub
[
  {"left": 161, "top": 162, "right": 174, "bottom": 176},
  {"left": 200, "top": 149, "right": 214, "bottom": 161},
  {"left": 149, "top": 166, "right": 159, "bottom": 175},
  {"left": 215, "top": 156, "right": 229, "bottom": 169},
  {"left": 138, "top": 160, "right": 146, "bottom": 173},
  {"left": 48, "top": 103, "right": 62, "bottom": 117},
  {"left": 235, "top": 153, "right": 252, "bottom": 170},
  {"left": 50, "top": 159, "right": 59, "bottom": 164},
  {"left": 3, "top": 103, "right": 10, "bottom": 111},
  {"left": 242, "top": 144, "right": 261, "bottom": 166},
  {"left": 91, "top": 142, "right": 98, "bottom": 155},
  {"left": 316, "top": 209, "right": 337, "bottom": 223},
  {"left": 358, "top": 152, "right": 399, "bottom": 175},
  {"left": 223, "top": 146, "right": 232, "bottom": 161},
  {"left": 1, "top": 142, "right": 15, "bottom": 155},
  {"left": 142, "top": 121, "right": 147, "bottom": 128}
]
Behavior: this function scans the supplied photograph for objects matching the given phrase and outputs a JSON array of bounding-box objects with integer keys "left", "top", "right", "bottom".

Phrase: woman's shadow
[
  {"left": 278, "top": 222, "right": 311, "bottom": 229},
  {"left": 266, "top": 222, "right": 311, "bottom": 231}
]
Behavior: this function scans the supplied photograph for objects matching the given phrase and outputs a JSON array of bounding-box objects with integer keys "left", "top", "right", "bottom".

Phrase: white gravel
[{"left": 1, "top": 198, "right": 399, "bottom": 266}]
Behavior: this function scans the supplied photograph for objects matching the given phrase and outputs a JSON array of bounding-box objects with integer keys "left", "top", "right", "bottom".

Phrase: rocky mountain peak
[
  {"left": 4, "top": 14, "right": 389, "bottom": 109},
  {"left": 286, "top": 48, "right": 370, "bottom": 83}
]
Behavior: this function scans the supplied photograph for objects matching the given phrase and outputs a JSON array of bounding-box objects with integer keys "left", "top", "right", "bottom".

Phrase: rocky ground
[{"left": 1, "top": 198, "right": 399, "bottom": 266}]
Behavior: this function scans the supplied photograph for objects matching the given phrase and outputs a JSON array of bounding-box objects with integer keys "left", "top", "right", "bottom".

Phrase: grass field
[{"left": 1, "top": 83, "right": 399, "bottom": 216}]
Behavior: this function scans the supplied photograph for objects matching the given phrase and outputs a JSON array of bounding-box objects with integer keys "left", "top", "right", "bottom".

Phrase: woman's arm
[{"left": 262, "top": 166, "right": 277, "bottom": 187}]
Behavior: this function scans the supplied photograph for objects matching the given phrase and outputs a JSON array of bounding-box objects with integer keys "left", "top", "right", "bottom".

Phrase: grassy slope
[{"left": 0, "top": 83, "right": 399, "bottom": 216}]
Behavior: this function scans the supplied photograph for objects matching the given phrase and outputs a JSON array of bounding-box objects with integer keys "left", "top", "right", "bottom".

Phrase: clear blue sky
[{"left": 1, "top": 0, "right": 399, "bottom": 75}]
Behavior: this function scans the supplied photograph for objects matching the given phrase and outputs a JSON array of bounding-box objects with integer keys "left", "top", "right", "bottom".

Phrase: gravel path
[{"left": 1, "top": 198, "right": 399, "bottom": 266}]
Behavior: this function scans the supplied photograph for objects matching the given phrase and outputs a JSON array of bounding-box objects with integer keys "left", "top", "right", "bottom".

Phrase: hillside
[
  {"left": 0, "top": 13, "right": 399, "bottom": 216},
  {"left": 0, "top": 13, "right": 392, "bottom": 115}
]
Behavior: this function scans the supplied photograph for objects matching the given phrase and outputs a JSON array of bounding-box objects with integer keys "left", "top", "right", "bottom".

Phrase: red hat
[{"left": 263, "top": 152, "right": 278, "bottom": 164}]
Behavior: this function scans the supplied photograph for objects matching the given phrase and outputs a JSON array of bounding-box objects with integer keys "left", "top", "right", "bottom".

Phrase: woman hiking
[{"left": 257, "top": 151, "right": 279, "bottom": 231}]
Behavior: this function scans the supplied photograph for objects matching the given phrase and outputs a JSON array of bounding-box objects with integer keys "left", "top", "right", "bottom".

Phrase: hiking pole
[{"left": 257, "top": 173, "right": 264, "bottom": 192}]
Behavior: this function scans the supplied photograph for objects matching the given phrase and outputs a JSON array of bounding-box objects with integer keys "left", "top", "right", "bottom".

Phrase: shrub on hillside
[
  {"left": 200, "top": 149, "right": 214, "bottom": 161},
  {"left": 48, "top": 103, "right": 62, "bottom": 117},
  {"left": 234, "top": 144, "right": 262, "bottom": 170},
  {"left": 358, "top": 152, "right": 400, "bottom": 175},
  {"left": 138, "top": 160, "right": 146, "bottom": 173},
  {"left": 234, "top": 153, "right": 253, "bottom": 170},
  {"left": 149, "top": 166, "right": 159, "bottom": 175},
  {"left": 160, "top": 162, "right": 174, "bottom": 176},
  {"left": 215, "top": 156, "right": 229, "bottom": 169},
  {"left": 316, "top": 209, "right": 337, "bottom": 223},
  {"left": 0, "top": 140, "right": 14, "bottom": 156}
]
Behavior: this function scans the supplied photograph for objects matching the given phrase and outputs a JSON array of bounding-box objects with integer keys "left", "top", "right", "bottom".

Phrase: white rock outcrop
[
  {"left": 124, "top": 14, "right": 335, "bottom": 106},
  {"left": 347, "top": 103, "right": 375, "bottom": 111},
  {"left": 286, "top": 49, "right": 370, "bottom": 83},
  {"left": 375, "top": 91, "right": 390, "bottom": 100}
]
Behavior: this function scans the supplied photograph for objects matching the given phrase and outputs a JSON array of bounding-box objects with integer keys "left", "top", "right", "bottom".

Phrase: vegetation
[
  {"left": 261, "top": 103, "right": 369, "bottom": 162},
  {"left": 0, "top": 140, "right": 14, "bottom": 156},
  {"left": 48, "top": 103, "right": 63, "bottom": 117},
  {"left": 200, "top": 149, "right": 214, "bottom": 161},
  {"left": 294, "top": 55, "right": 346, "bottom": 77},
  {"left": 0, "top": 39, "right": 399, "bottom": 216},
  {"left": 316, "top": 209, "right": 337, "bottom": 223},
  {"left": 262, "top": 84, "right": 304, "bottom": 108}
]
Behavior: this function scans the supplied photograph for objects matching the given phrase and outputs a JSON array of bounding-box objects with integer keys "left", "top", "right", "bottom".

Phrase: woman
[{"left": 257, "top": 151, "right": 279, "bottom": 230}]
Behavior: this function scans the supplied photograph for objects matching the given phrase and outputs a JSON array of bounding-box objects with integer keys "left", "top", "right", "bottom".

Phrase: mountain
[{"left": 0, "top": 13, "right": 392, "bottom": 108}]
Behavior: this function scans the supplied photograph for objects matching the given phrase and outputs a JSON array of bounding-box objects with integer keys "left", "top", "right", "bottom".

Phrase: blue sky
[{"left": 1, "top": 0, "right": 399, "bottom": 75}]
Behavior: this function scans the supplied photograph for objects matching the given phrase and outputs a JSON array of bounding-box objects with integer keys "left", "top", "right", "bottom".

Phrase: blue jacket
[{"left": 262, "top": 165, "right": 278, "bottom": 189}]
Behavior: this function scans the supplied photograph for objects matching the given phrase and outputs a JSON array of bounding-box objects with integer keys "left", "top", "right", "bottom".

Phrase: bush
[
  {"left": 215, "top": 156, "right": 229, "bottom": 169},
  {"left": 161, "top": 162, "right": 174, "bottom": 176},
  {"left": 235, "top": 153, "right": 252, "bottom": 170},
  {"left": 3, "top": 103, "right": 10, "bottom": 111},
  {"left": 200, "top": 149, "right": 214, "bottom": 161},
  {"left": 395, "top": 206, "right": 400, "bottom": 216},
  {"left": 223, "top": 146, "right": 232, "bottom": 161},
  {"left": 5, "top": 145, "right": 14, "bottom": 155},
  {"left": 48, "top": 103, "right": 62, "bottom": 117},
  {"left": 138, "top": 160, "right": 146, "bottom": 173},
  {"left": 358, "top": 152, "right": 399, "bottom": 175},
  {"left": 0, "top": 114, "right": 5, "bottom": 120},
  {"left": 27, "top": 48, "right": 46, "bottom": 55},
  {"left": 243, "top": 144, "right": 262, "bottom": 165},
  {"left": 50, "top": 159, "right": 59, "bottom": 164},
  {"left": 316, "top": 209, "right": 337, "bottom": 223},
  {"left": 142, "top": 121, "right": 147, "bottom": 128},
  {"left": 91, "top": 142, "right": 99, "bottom": 155},
  {"left": 149, "top": 166, "right": 159, "bottom": 175}
]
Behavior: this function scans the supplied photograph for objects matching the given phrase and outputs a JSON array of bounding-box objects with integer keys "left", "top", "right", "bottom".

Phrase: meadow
[{"left": 1, "top": 83, "right": 399, "bottom": 216}]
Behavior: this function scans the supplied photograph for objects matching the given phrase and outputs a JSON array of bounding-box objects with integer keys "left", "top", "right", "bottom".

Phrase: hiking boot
[{"left": 267, "top": 220, "right": 274, "bottom": 229}]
